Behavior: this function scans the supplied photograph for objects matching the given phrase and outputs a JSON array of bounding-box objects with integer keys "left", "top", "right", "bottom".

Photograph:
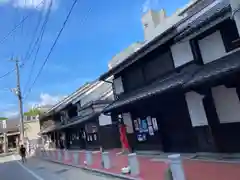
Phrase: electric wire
[
  {"left": 0, "top": 0, "right": 45, "bottom": 46},
  {"left": 0, "top": 0, "right": 45, "bottom": 79},
  {"left": 23, "top": 1, "right": 52, "bottom": 95},
  {"left": 23, "top": 0, "right": 79, "bottom": 101}
]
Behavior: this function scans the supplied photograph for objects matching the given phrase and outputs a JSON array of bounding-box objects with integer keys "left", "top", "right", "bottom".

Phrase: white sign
[
  {"left": 2, "top": 120, "right": 6, "bottom": 129},
  {"left": 99, "top": 114, "right": 112, "bottom": 126}
]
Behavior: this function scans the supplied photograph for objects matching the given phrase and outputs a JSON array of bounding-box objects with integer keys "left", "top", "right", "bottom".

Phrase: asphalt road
[{"left": 0, "top": 155, "right": 121, "bottom": 180}]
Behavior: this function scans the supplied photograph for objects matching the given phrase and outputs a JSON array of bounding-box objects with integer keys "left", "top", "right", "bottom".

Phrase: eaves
[{"left": 99, "top": 1, "right": 230, "bottom": 81}]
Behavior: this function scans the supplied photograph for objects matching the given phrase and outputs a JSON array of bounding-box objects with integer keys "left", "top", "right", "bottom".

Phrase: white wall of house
[
  {"left": 24, "top": 120, "right": 41, "bottom": 141},
  {"left": 170, "top": 40, "right": 194, "bottom": 67},
  {"left": 185, "top": 91, "right": 209, "bottom": 127},
  {"left": 113, "top": 76, "right": 124, "bottom": 95},
  {"left": 198, "top": 30, "right": 226, "bottom": 64},
  {"left": 212, "top": 85, "right": 240, "bottom": 124}
]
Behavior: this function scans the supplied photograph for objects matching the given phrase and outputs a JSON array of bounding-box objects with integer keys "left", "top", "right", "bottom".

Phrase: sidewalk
[
  {"left": 184, "top": 160, "right": 240, "bottom": 180},
  {"left": 16, "top": 155, "right": 123, "bottom": 180},
  {"left": 37, "top": 149, "right": 240, "bottom": 180}
]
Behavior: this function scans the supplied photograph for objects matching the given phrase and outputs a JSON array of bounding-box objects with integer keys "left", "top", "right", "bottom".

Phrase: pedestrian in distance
[{"left": 19, "top": 144, "right": 27, "bottom": 163}]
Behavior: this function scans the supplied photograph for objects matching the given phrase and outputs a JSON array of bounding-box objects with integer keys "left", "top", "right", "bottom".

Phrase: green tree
[
  {"left": 24, "top": 108, "right": 41, "bottom": 116},
  {"left": 0, "top": 117, "right": 7, "bottom": 121}
]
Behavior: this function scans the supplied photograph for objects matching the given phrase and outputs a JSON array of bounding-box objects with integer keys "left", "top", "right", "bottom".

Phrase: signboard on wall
[
  {"left": 99, "top": 114, "right": 112, "bottom": 126},
  {"left": 85, "top": 123, "right": 98, "bottom": 133}
]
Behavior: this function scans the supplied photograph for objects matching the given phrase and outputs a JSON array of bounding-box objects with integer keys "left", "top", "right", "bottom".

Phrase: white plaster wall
[
  {"left": 212, "top": 85, "right": 240, "bottom": 124},
  {"left": 24, "top": 120, "right": 41, "bottom": 141},
  {"left": 113, "top": 76, "right": 124, "bottom": 95},
  {"left": 170, "top": 40, "right": 194, "bottom": 67},
  {"left": 198, "top": 30, "right": 226, "bottom": 64},
  {"left": 98, "top": 114, "right": 112, "bottom": 126},
  {"left": 185, "top": 91, "right": 209, "bottom": 127}
]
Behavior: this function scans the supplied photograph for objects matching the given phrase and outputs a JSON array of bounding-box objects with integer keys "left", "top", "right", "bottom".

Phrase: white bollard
[
  {"left": 85, "top": 151, "right": 92, "bottom": 166},
  {"left": 102, "top": 152, "right": 111, "bottom": 169},
  {"left": 168, "top": 154, "right": 186, "bottom": 180},
  {"left": 58, "top": 150, "right": 62, "bottom": 162},
  {"left": 65, "top": 150, "right": 70, "bottom": 162},
  {"left": 73, "top": 151, "right": 79, "bottom": 165},
  {"left": 128, "top": 153, "right": 140, "bottom": 176}
]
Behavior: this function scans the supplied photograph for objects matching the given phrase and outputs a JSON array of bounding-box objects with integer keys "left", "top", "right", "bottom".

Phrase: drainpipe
[{"left": 230, "top": 0, "right": 240, "bottom": 36}]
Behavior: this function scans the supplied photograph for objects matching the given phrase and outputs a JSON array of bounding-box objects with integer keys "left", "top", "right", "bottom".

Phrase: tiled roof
[
  {"left": 103, "top": 49, "right": 240, "bottom": 113},
  {"left": 0, "top": 119, "right": 19, "bottom": 133},
  {"left": 184, "top": 49, "right": 240, "bottom": 88},
  {"left": 179, "top": 0, "right": 217, "bottom": 18},
  {"left": 103, "top": 65, "right": 200, "bottom": 113},
  {"left": 99, "top": 1, "right": 230, "bottom": 81},
  {"left": 175, "top": 1, "right": 230, "bottom": 40}
]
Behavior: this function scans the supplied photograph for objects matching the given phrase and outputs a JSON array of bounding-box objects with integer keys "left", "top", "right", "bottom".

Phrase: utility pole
[
  {"left": 12, "top": 58, "right": 25, "bottom": 144},
  {"left": 2, "top": 120, "right": 8, "bottom": 153}
]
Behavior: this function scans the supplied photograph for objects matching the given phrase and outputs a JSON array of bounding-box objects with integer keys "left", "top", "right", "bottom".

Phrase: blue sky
[{"left": 0, "top": 0, "right": 188, "bottom": 117}]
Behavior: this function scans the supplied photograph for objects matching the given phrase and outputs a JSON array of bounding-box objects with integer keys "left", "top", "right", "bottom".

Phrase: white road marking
[{"left": 12, "top": 155, "right": 45, "bottom": 180}]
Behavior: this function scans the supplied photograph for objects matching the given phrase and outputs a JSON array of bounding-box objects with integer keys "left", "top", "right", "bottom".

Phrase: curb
[
  {"left": 0, "top": 152, "right": 16, "bottom": 157},
  {"left": 188, "top": 158, "right": 240, "bottom": 164},
  {"left": 36, "top": 156, "right": 140, "bottom": 180}
]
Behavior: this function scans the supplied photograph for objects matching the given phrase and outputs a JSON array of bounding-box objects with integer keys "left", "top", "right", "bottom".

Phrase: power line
[
  {"left": 23, "top": 1, "right": 52, "bottom": 94},
  {"left": 11, "top": 7, "right": 19, "bottom": 58},
  {"left": 0, "top": 69, "right": 16, "bottom": 79},
  {"left": 0, "top": 0, "right": 44, "bottom": 46},
  {"left": 0, "top": 1, "right": 45, "bottom": 80},
  {"left": 22, "top": 11, "right": 44, "bottom": 63},
  {"left": 24, "top": 0, "right": 79, "bottom": 101}
]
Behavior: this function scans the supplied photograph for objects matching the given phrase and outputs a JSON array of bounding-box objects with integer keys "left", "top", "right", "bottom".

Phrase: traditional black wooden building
[
  {"left": 39, "top": 81, "right": 121, "bottom": 150},
  {"left": 99, "top": 0, "right": 240, "bottom": 153}
]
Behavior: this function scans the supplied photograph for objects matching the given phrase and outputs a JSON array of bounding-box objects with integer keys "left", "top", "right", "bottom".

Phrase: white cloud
[
  {"left": 27, "top": 93, "right": 65, "bottom": 109},
  {"left": 142, "top": 0, "right": 160, "bottom": 13},
  {"left": 1, "top": 111, "right": 18, "bottom": 118},
  {"left": 0, "top": 0, "right": 58, "bottom": 10},
  {"left": 0, "top": 94, "right": 64, "bottom": 117}
]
